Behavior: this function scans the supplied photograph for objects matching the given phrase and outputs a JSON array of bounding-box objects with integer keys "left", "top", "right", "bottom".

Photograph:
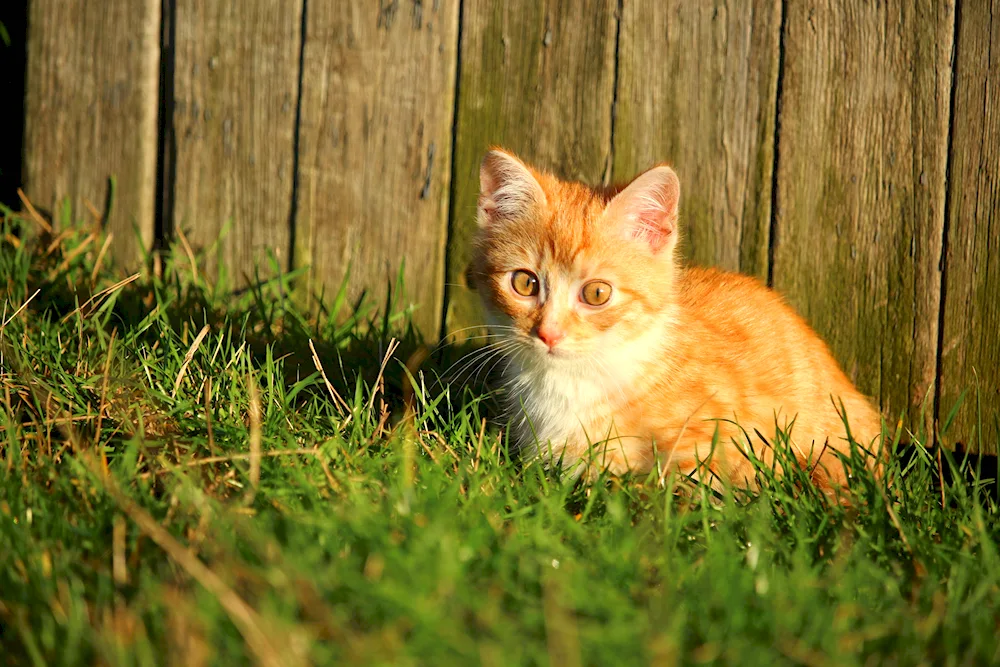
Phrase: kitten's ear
[
  {"left": 606, "top": 166, "right": 680, "bottom": 253},
  {"left": 478, "top": 149, "right": 547, "bottom": 227}
]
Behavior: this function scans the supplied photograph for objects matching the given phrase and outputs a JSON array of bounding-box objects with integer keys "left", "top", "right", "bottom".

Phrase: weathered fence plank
[
  {"left": 171, "top": 0, "right": 302, "bottom": 282},
  {"left": 23, "top": 0, "right": 160, "bottom": 265},
  {"left": 613, "top": 0, "right": 781, "bottom": 280},
  {"left": 771, "top": 1, "right": 954, "bottom": 431},
  {"left": 294, "top": 1, "right": 459, "bottom": 338},
  {"left": 444, "top": 0, "right": 618, "bottom": 336},
  {"left": 939, "top": 1, "right": 1000, "bottom": 451}
]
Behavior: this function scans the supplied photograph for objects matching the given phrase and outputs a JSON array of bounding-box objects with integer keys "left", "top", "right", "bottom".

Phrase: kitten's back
[{"left": 674, "top": 265, "right": 880, "bottom": 447}]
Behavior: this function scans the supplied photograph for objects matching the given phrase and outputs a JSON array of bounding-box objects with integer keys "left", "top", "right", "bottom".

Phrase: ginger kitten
[{"left": 467, "top": 148, "right": 883, "bottom": 492}]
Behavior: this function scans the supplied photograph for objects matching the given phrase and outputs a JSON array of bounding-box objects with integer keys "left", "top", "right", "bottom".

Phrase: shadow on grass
[{"left": 0, "top": 207, "right": 510, "bottom": 450}]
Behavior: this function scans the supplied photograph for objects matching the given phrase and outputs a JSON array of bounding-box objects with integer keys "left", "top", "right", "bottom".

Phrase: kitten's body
[
  {"left": 505, "top": 266, "right": 880, "bottom": 487},
  {"left": 470, "top": 149, "right": 882, "bottom": 491}
]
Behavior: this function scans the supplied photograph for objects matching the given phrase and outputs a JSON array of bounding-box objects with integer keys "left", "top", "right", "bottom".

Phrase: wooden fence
[{"left": 19, "top": 0, "right": 999, "bottom": 449}]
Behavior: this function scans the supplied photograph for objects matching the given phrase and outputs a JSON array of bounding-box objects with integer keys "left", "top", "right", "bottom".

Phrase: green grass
[{"left": 1, "top": 204, "right": 998, "bottom": 667}]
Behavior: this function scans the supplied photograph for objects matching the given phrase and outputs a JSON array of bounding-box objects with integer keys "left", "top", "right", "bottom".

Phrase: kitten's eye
[
  {"left": 581, "top": 280, "right": 613, "bottom": 306},
  {"left": 510, "top": 270, "right": 540, "bottom": 297}
]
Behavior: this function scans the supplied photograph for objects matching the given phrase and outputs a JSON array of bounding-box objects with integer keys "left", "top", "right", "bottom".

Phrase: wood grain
[
  {"left": 294, "top": 1, "right": 460, "bottom": 338},
  {"left": 22, "top": 0, "right": 160, "bottom": 266},
  {"left": 613, "top": 0, "right": 781, "bottom": 279},
  {"left": 938, "top": 0, "right": 1000, "bottom": 451},
  {"left": 444, "top": 0, "right": 619, "bottom": 336},
  {"left": 171, "top": 0, "right": 302, "bottom": 283},
  {"left": 771, "top": 1, "right": 954, "bottom": 432}
]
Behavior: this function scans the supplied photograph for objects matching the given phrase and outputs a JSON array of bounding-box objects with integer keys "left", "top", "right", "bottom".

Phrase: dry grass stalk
[
  {"left": 60, "top": 272, "right": 141, "bottom": 323},
  {"left": 16, "top": 188, "right": 53, "bottom": 234},
  {"left": 83, "top": 198, "right": 102, "bottom": 223},
  {"left": 309, "top": 339, "right": 349, "bottom": 414},
  {"left": 172, "top": 325, "right": 211, "bottom": 398},
  {"left": 90, "top": 233, "right": 114, "bottom": 284},
  {"left": 113, "top": 515, "right": 128, "bottom": 586},
  {"left": 1, "top": 289, "right": 41, "bottom": 332},
  {"left": 176, "top": 226, "right": 199, "bottom": 283},
  {"left": 94, "top": 329, "right": 117, "bottom": 471},
  {"left": 204, "top": 377, "right": 216, "bottom": 456},
  {"left": 246, "top": 373, "right": 262, "bottom": 505},
  {"left": 139, "top": 448, "right": 323, "bottom": 480},
  {"left": 48, "top": 231, "right": 97, "bottom": 279}
]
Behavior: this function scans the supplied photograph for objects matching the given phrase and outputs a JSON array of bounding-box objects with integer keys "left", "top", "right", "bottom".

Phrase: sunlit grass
[{"left": 0, "top": 201, "right": 998, "bottom": 666}]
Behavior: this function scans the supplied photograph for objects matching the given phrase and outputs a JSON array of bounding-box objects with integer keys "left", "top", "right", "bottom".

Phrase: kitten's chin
[{"left": 529, "top": 344, "right": 589, "bottom": 366}]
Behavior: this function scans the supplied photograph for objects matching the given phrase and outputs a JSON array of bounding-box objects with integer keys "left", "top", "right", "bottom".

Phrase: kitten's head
[{"left": 468, "top": 148, "right": 681, "bottom": 365}]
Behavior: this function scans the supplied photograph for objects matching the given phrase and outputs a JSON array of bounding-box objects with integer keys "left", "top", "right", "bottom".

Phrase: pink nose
[{"left": 536, "top": 323, "right": 566, "bottom": 349}]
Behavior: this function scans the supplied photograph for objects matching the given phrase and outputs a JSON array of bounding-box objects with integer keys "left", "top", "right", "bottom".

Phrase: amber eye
[
  {"left": 581, "top": 280, "right": 613, "bottom": 306},
  {"left": 510, "top": 270, "right": 540, "bottom": 297}
]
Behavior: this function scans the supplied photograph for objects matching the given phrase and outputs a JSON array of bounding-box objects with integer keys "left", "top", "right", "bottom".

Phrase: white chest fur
[
  {"left": 494, "top": 313, "right": 675, "bottom": 465},
  {"left": 503, "top": 355, "right": 627, "bottom": 463}
]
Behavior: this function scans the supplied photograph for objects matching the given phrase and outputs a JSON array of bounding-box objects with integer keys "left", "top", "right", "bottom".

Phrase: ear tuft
[
  {"left": 478, "top": 149, "right": 547, "bottom": 228},
  {"left": 606, "top": 165, "right": 680, "bottom": 253}
]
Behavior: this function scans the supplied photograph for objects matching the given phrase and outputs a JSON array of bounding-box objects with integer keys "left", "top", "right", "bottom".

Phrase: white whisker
[
  {"left": 468, "top": 344, "right": 513, "bottom": 386},
  {"left": 444, "top": 339, "right": 521, "bottom": 386}
]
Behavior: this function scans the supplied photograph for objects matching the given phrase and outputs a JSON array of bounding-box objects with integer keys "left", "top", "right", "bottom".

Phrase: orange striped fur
[{"left": 468, "top": 149, "right": 883, "bottom": 493}]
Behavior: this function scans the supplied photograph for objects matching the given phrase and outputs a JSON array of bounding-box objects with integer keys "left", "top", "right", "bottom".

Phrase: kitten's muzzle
[{"left": 535, "top": 322, "right": 566, "bottom": 351}]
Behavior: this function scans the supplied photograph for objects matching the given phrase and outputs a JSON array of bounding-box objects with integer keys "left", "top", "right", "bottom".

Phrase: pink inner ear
[
  {"left": 479, "top": 194, "right": 498, "bottom": 216},
  {"left": 477, "top": 150, "right": 546, "bottom": 227},
  {"left": 627, "top": 201, "right": 674, "bottom": 252},
  {"left": 610, "top": 166, "right": 680, "bottom": 253}
]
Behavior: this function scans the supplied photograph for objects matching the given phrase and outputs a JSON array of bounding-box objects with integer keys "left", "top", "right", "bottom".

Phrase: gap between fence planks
[{"left": 938, "top": 0, "right": 1000, "bottom": 451}]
